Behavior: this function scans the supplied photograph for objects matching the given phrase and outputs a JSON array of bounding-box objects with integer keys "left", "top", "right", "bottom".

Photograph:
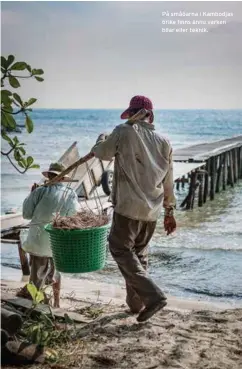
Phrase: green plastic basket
[{"left": 44, "top": 223, "right": 109, "bottom": 273}]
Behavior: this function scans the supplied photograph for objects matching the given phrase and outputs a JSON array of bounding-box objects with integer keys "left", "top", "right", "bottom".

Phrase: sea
[{"left": 1, "top": 109, "right": 242, "bottom": 305}]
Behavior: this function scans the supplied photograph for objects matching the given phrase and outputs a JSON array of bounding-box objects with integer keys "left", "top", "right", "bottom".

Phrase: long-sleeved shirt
[
  {"left": 92, "top": 120, "right": 176, "bottom": 222},
  {"left": 21, "top": 183, "right": 81, "bottom": 257}
]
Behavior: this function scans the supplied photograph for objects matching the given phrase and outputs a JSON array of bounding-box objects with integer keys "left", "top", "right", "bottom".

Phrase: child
[{"left": 17, "top": 162, "right": 81, "bottom": 307}]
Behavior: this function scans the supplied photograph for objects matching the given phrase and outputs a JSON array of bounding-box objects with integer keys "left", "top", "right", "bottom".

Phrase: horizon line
[{"left": 32, "top": 107, "right": 242, "bottom": 111}]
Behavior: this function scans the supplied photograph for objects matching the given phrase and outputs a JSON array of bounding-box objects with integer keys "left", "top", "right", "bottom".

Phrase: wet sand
[{"left": 1, "top": 278, "right": 242, "bottom": 369}]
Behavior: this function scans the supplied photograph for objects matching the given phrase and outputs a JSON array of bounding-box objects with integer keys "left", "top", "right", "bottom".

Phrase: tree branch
[
  {"left": 2, "top": 107, "right": 23, "bottom": 115},
  {"left": 4, "top": 154, "right": 27, "bottom": 174},
  {"left": 1, "top": 146, "right": 15, "bottom": 156}
]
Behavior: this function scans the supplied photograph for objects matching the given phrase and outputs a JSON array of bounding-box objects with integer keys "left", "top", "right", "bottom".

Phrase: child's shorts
[{"left": 29, "top": 255, "right": 61, "bottom": 289}]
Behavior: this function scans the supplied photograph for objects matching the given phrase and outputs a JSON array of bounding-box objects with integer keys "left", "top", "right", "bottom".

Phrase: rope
[
  {"left": 85, "top": 162, "right": 104, "bottom": 215},
  {"left": 55, "top": 166, "right": 78, "bottom": 217}
]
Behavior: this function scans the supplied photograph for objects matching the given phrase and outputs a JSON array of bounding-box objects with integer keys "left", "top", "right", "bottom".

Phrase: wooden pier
[
  {"left": 1, "top": 135, "right": 242, "bottom": 277},
  {"left": 173, "top": 135, "right": 242, "bottom": 209}
]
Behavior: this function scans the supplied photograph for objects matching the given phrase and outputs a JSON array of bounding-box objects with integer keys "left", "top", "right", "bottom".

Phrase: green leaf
[
  {"left": 13, "top": 93, "right": 23, "bottom": 106},
  {"left": 10, "top": 62, "right": 27, "bottom": 71},
  {"left": 1, "top": 90, "right": 12, "bottom": 106},
  {"left": 42, "top": 331, "right": 50, "bottom": 344},
  {"left": 1, "top": 113, "right": 8, "bottom": 128},
  {"left": 26, "top": 156, "right": 34, "bottom": 167},
  {"left": 26, "top": 64, "right": 32, "bottom": 73},
  {"left": 25, "top": 98, "right": 37, "bottom": 107},
  {"left": 13, "top": 136, "right": 19, "bottom": 145},
  {"left": 1, "top": 89, "right": 12, "bottom": 97},
  {"left": 1, "top": 95, "right": 12, "bottom": 107},
  {"left": 2, "top": 103, "right": 14, "bottom": 113},
  {"left": 31, "top": 326, "right": 40, "bottom": 344},
  {"left": 32, "top": 68, "right": 44, "bottom": 75},
  {"left": 7, "top": 55, "right": 15, "bottom": 67},
  {"left": 25, "top": 115, "right": 34, "bottom": 133},
  {"left": 36, "top": 290, "right": 45, "bottom": 304},
  {"left": 27, "top": 283, "right": 38, "bottom": 301},
  {"left": 30, "top": 164, "right": 40, "bottom": 169},
  {"left": 14, "top": 149, "right": 21, "bottom": 162},
  {"left": 2, "top": 111, "right": 17, "bottom": 129},
  {"left": 35, "top": 76, "right": 44, "bottom": 82},
  {"left": 9, "top": 75, "right": 20, "bottom": 88},
  {"left": 1, "top": 56, "right": 7, "bottom": 69},
  {"left": 18, "top": 146, "right": 26, "bottom": 155},
  {"left": 1, "top": 132, "right": 13, "bottom": 145},
  {"left": 17, "top": 161, "right": 26, "bottom": 169}
]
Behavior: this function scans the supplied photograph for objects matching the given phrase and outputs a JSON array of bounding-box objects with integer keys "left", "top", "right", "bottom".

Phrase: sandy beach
[{"left": 1, "top": 277, "right": 242, "bottom": 369}]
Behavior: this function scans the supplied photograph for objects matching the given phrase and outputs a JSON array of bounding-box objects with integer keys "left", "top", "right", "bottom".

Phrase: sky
[{"left": 1, "top": 1, "right": 242, "bottom": 109}]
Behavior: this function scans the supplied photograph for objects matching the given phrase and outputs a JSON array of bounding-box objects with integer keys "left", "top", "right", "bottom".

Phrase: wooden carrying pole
[
  {"left": 43, "top": 109, "right": 148, "bottom": 188},
  {"left": 44, "top": 152, "right": 95, "bottom": 187}
]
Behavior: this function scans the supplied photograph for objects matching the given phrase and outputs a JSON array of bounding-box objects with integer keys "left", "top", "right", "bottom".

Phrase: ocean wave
[
  {"left": 181, "top": 287, "right": 242, "bottom": 299},
  {"left": 1, "top": 263, "right": 21, "bottom": 270}
]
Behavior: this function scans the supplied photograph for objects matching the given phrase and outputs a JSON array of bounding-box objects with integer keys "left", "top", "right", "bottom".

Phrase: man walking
[{"left": 92, "top": 96, "right": 176, "bottom": 322}]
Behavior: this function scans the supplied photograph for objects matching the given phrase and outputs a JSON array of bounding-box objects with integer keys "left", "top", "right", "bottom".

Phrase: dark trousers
[{"left": 109, "top": 212, "right": 166, "bottom": 312}]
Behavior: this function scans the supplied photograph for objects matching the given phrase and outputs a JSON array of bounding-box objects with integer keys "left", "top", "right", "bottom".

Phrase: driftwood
[
  {"left": 1, "top": 341, "right": 45, "bottom": 366},
  {"left": 1, "top": 307, "right": 23, "bottom": 335},
  {"left": 1, "top": 329, "right": 9, "bottom": 346},
  {"left": 1, "top": 294, "right": 93, "bottom": 323}
]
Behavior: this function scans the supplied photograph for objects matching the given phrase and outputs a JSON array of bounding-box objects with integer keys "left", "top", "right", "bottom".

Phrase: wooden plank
[
  {"left": 1, "top": 293, "right": 92, "bottom": 324},
  {"left": 222, "top": 153, "right": 227, "bottom": 191},
  {"left": 1, "top": 213, "right": 27, "bottom": 231},
  {"left": 173, "top": 135, "right": 242, "bottom": 162},
  {"left": 215, "top": 155, "right": 222, "bottom": 193},
  {"left": 240, "top": 147, "right": 242, "bottom": 178},
  {"left": 203, "top": 159, "right": 209, "bottom": 203},
  {"left": 238, "top": 147, "right": 241, "bottom": 178},
  {"left": 210, "top": 157, "right": 216, "bottom": 200},
  {"left": 228, "top": 151, "right": 234, "bottom": 187},
  {"left": 1, "top": 307, "right": 23, "bottom": 335},
  {"left": 198, "top": 173, "right": 204, "bottom": 207},
  {"left": 234, "top": 148, "right": 239, "bottom": 182},
  {"left": 1, "top": 239, "right": 19, "bottom": 244},
  {"left": 182, "top": 171, "right": 198, "bottom": 210}
]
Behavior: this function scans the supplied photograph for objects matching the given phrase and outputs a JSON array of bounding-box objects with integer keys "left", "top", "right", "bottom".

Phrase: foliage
[
  {"left": 20, "top": 283, "right": 76, "bottom": 356},
  {"left": 1, "top": 54, "right": 44, "bottom": 173},
  {"left": 27, "top": 283, "right": 45, "bottom": 306}
]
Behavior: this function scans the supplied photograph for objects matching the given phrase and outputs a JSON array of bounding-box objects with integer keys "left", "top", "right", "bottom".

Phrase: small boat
[{"left": 55, "top": 141, "right": 114, "bottom": 199}]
